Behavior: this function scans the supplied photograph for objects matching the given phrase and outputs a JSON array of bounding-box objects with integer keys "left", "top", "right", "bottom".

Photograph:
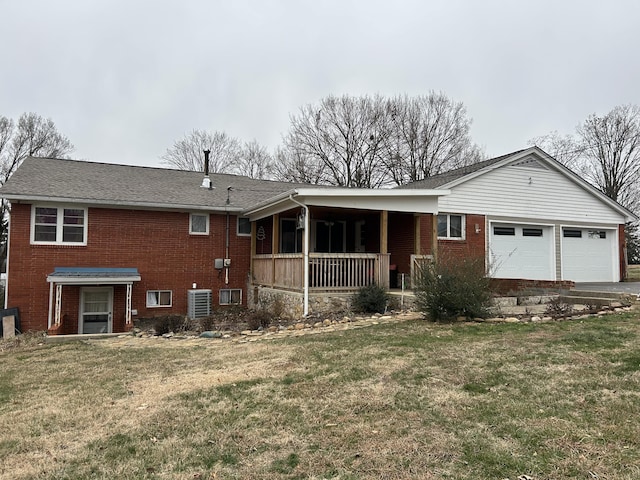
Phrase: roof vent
[{"left": 201, "top": 149, "right": 213, "bottom": 189}]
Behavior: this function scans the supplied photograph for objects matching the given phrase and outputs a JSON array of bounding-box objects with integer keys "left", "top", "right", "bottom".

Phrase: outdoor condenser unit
[{"left": 188, "top": 289, "right": 212, "bottom": 319}]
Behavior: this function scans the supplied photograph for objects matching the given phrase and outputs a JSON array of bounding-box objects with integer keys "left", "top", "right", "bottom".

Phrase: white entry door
[{"left": 79, "top": 287, "right": 113, "bottom": 334}]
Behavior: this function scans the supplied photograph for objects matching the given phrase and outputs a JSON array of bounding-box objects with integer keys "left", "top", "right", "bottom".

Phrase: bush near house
[
  {"left": 351, "top": 283, "right": 390, "bottom": 314},
  {"left": 414, "top": 257, "right": 492, "bottom": 321}
]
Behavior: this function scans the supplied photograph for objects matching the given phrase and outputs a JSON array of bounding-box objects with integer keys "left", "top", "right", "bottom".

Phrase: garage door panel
[
  {"left": 490, "top": 224, "right": 554, "bottom": 280},
  {"left": 562, "top": 228, "right": 615, "bottom": 282}
]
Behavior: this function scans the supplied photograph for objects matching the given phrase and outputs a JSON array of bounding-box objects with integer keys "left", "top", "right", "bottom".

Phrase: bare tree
[
  {"left": 577, "top": 105, "right": 640, "bottom": 211},
  {"left": 236, "top": 140, "right": 273, "bottom": 179},
  {"left": 530, "top": 104, "right": 640, "bottom": 213},
  {"left": 270, "top": 146, "right": 326, "bottom": 184},
  {"left": 0, "top": 113, "right": 74, "bottom": 184},
  {"left": 278, "top": 93, "right": 482, "bottom": 187},
  {"left": 281, "top": 95, "right": 391, "bottom": 188},
  {"left": 382, "top": 93, "right": 483, "bottom": 185},
  {"left": 161, "top": 130, "right": 241, "bottom": 173},
  {"left": 0, "top": 113, "right": 74, "bottom": 267},
  {"left": 529, "top": 130, "right": 582, "bottom": 170}
]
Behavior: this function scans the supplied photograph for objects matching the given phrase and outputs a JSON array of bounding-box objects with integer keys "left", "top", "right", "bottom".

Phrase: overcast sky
[{"left": 1, "top": 0, "right": 639, "bottom": 168}]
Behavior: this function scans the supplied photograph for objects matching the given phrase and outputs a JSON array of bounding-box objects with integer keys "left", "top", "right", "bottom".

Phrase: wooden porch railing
[{"left": 252, "top": 253, "right": 391, "bottom": 291}]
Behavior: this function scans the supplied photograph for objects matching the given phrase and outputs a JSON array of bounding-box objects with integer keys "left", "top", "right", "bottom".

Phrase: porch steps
[{"left": 559, "top": 289, "right": 636, "bottom": 308}]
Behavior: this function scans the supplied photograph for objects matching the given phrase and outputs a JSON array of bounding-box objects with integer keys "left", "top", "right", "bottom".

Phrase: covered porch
[
  {"left": 244, "top": 187, "right": 447, "bottom": 316},
  {"left": 46, "top": 267, "right": 141, "bottom": 335}
]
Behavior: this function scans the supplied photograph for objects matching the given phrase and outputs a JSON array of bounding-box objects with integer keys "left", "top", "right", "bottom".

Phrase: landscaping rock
[{"left": 199, "top": 331, "right": 222, "bottom": 338}]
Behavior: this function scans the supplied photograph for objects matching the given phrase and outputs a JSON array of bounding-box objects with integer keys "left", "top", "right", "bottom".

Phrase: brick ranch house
[{"left": 0, "top": 147, "right": 635, "bottom": 335}]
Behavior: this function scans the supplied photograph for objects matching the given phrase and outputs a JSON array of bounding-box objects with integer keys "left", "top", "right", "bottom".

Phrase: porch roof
[
  {"left": 244, "top": 187, "right": 450, "bottom": 221},
  {"left": 47, "top": 267, "right": 141, "bottom": 285}
]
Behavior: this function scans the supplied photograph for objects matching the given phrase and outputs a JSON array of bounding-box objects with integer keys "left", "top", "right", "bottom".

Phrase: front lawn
[{"left": 1, "top": 313, "right": 640, "bottom": 479}]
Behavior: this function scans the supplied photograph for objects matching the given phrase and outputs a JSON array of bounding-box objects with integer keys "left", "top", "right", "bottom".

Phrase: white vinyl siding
[{"left": 438, "top": 162, "right": 627, "bottom": 224}]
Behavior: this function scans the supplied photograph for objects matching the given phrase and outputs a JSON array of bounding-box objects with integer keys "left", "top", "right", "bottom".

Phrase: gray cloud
[{"left": 1, "top": 0, "right": 638, "bottom": 167}]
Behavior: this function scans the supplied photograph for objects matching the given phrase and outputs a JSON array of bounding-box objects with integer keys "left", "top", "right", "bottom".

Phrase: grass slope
[{"left": 2, "top": 314, "right": 640, "bottom": 479}]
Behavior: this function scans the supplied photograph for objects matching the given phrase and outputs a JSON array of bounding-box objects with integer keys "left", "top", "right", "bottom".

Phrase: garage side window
[{"left": 437, "top": 214, "right": 464, "bottom": 239}]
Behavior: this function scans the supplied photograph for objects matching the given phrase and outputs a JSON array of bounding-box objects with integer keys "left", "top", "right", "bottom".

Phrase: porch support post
[
  {"left": 125, "top": 283, "right": 133, "bottom": 325},
  {"left": 432, "top": 213, "right": 438, "bottom": 263},
  {"left": 380, "top": 210, "right": 388, "bottom": 254},
  {"left": 48, "top": 281, "right": 54, "bottom": 329},
  {"left": 250, "top": 220, "right": 257, "bottom": 282},
  {"left": 288, "top": 195, "right": 309, "bottom": 317},
  {"left": 54, "top": 284, "right": 63, "bottom": 326},
  {"left": 414, "top": 214, "right": 421, "bottom": 254},
  {"left": 271, "top": 214, "right": 279, "bottom": 287}
]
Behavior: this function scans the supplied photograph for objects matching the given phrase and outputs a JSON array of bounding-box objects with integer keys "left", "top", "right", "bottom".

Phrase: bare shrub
[{"left": 414, "top": 257, "right": 491, "bottom": 321}]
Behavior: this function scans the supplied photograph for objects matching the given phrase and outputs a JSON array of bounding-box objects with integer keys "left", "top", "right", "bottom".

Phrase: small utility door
[{"left": 79, "top": 287, "right": 113, "bottom": 334}]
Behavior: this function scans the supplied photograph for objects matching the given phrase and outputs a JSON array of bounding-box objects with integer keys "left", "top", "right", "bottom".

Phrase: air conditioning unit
[{"left": 187, "top": 289, "right": 211, "bottom": 319}]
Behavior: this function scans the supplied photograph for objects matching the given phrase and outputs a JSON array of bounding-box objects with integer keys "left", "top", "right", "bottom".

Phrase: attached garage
[
  {"left": 489, "top": 223, "right": 555, "bottom": 280},
  {"left": 561, "top": 227, "right": 617, "bottom": 282}
]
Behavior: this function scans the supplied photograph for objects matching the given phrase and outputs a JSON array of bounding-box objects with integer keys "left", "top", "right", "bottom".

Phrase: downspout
[
  {"left": 225, "top": 187, "right": 232, "bottom": 286},
  {"left": 288, "top": 194, "right": 309, "bottom": 317}
]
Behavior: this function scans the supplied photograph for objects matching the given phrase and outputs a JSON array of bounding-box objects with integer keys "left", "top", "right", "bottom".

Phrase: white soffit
[{"left": 245, "top": 188, "right": 449, "bottom": 221}]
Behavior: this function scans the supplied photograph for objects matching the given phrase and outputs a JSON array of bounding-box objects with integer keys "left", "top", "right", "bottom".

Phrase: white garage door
[
  {"left": 490, "top": 223, "right": 554, "bottom": 280},
  {"left": 561, "top": 227, "right": 616, "bottom": 282}
]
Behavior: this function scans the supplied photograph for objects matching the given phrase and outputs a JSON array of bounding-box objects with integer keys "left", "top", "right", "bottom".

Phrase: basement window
[
  {"left": 147, "top": 290, "right": 172, "bottom": 307},
  {"left": 32, "top": 205, "right": 87, "bottom": 245},
  {"left": 220, "top": 289, "right": 242, "bottom": 305},
  {"left": 437, "top": 214, "right": 464, "bottom": 239}
]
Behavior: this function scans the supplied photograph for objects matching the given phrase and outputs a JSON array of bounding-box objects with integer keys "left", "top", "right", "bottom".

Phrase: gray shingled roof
[
  {"left": 397, "top": 150, "right": 525, "bottom": 189},
  {"left": 0, "top": 156, "right": 308, "bottom": 211}
]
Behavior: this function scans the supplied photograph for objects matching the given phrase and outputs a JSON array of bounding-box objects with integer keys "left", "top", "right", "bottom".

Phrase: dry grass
[
  {"left": 627, "top": 264, "right": 640, "bottom": 281},
  {"left": 2, "top": 313, "right": 640, "bottom": 479}
]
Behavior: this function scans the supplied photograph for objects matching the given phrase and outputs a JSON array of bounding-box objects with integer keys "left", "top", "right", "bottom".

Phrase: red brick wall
[
  {"left": 438, "top": 214, "right": 486, "bottom": 267},
  {"left": 6, "top": 204, "right": 251, "bottom": 332},
  {"left": 418, "top": 214, "right": 434, "bottom": 256},
  {"left": 388, "top": 212, "right": 415, "bottom": 276}
]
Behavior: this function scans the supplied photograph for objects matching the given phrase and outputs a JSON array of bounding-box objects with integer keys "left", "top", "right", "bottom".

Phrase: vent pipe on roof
[{"left": 201, "top": 149, "right": 212, "bottom": 189}]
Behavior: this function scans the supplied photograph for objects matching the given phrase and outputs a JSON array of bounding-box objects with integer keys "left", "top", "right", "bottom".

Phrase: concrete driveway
[{"left": 574, "top": 282, "right": 640, "bottom": 295}]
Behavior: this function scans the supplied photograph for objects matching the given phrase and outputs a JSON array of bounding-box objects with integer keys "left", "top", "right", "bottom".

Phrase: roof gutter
[{"left": 2, "top": 194, "right": 244, "bottom": 213}]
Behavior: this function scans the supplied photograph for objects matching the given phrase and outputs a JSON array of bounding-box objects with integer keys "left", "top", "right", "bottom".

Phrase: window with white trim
[
  {"left": 32, "top": 206, "right": 87, "bottom": 244},
  {"left": 146, "top": 290, "right": 172, "bottom": 307},
  {"left": 190, "top": 213, "right": 209, "bottom": 235},
  {"left": 437, "top": 214, "right": 464, "bottom": 239},
  {"left": 219, "top": 288, "right": 242, "bottom": 305},
  {"left": 237, "top": 217, "right": 251, "bottom": 236}
]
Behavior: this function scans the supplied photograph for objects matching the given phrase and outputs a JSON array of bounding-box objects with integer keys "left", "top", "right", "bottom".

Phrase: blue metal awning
[{"left": 47, "top": 267, "right": 141, "bottom": 284}]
